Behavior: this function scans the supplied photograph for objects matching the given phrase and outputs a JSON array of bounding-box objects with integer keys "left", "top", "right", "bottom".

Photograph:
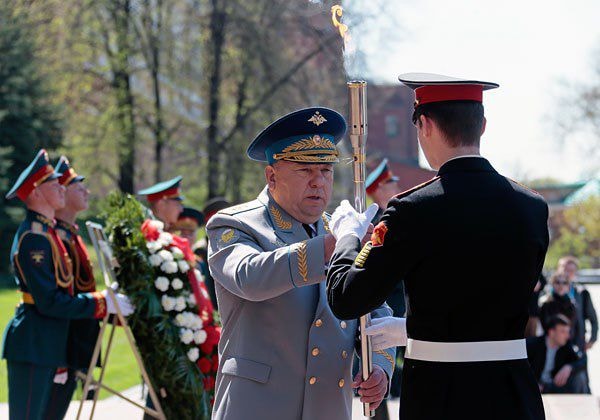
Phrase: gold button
[
  {"left": 309, "top": 376, "right": 317, "bottom": 385},
  {"left": 341, "top": 350, "right": 348, "bottom": 359},
  {"left": 312, "top": 347, "right": 320, "bottom": 356},
  {"left": 340, "top": 321, "right": 347, "bottom": 329},
  {"left": 315, "top": 319, "right": 323, "bottom": 327},
  {"left": 338, "top": 379, "right": 345, "bottom": 388}
]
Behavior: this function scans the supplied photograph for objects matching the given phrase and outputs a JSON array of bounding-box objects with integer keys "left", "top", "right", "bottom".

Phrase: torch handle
[{"left": 347, "top": 81, "right": 374, "bottom": 418}]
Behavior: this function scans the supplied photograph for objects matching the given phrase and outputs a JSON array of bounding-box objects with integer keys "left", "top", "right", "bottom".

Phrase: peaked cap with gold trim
[
  {"left": 55, "top": 156, "right": 85, "bottom": 185},
  {"left": 247, "top": 107, "right": 346, "bottom": 164},
  {"left": 6, "top": 149, "right": 61, "bottom": 201}
]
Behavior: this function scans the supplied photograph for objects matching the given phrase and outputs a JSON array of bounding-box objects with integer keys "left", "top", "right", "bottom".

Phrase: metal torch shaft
[{"left": 347, "top": 81, "right": 374, "bottom": 418}]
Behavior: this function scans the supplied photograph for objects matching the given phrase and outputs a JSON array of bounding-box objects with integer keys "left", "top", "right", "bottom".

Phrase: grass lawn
[{"left": 0, "top": 286, "right": 141, "bottom": 402}]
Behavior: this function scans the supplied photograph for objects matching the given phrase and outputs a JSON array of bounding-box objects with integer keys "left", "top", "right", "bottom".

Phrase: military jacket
[
  {"left": 56, "top": 219, "right": 101, "bottom": 369},
  {"left": 2, "top": 210, "right": 105, "bottom": 368},
  {"left": 327, "top": 157, "right": 549, "bottom": 419},
  {"left": 207, "top": 187, "right": 395, "bottom": 420}
]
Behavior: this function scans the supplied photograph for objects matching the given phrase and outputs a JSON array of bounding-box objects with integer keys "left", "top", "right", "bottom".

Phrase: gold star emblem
[
  {"left": 308, "top": 111, "right": 327, "bottom": 126},
  {"left": 30, "top": 251, "right": 45, "bottom": 265}
]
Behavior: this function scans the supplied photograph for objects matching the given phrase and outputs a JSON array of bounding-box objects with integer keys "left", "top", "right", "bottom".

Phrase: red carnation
[
  {"left": 200, "top": 342, "right": 215, "bottom": 355},
  {"left": 211, "top": 354, "right": 219, "bottom": 372},
  {"left": 203, "top": 376, "right": 215, "bottom": 391},
  {"left": 197, "top": 357, "right": 212, "bottom": 374},
  {"left": 141, "top": 219, "right": 160, "bottom": 241}
]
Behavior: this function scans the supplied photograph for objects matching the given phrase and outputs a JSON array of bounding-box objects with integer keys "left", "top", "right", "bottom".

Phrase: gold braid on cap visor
[{"left": 271, "top": 135, "right": 339, "bottom": 163}]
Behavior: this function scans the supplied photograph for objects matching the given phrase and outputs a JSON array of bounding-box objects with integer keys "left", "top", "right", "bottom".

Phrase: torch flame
[{"left": 331, "top": 5, "right": 352, "bottom": 49}]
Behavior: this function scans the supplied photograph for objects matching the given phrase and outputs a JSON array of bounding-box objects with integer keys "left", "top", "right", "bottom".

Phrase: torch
[{"left": 348, "top": 80, "right": 374, "bottom": 418}]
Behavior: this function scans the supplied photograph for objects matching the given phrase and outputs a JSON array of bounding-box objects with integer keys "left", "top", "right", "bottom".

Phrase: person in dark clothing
[
  {"left": 558, "top": 256, "right": 598, "bottom": 352},
  {"left": 539, "top": 272, "right": 578, "bottom": 336},
  {"left": 526, "top": 315, "right": 587, "bottom": 393},
  {"left": 525, "top": 273, "right": 546, "bottom": 337},
  {"left": 558, "top": 256, "right": 598, "bottom": 393},
  {"left": 326, "top": 73, "right": 549, "bottom": 420}
]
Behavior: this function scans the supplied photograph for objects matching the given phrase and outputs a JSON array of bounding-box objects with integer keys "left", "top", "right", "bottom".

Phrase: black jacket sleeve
[{"left": 327, "top": 198, "right": 419, "bottom": 320}]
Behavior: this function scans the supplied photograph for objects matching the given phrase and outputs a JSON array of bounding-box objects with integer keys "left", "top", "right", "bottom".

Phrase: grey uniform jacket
[{"left": 207, "top": 187, "right": 395, "bottom": 420}]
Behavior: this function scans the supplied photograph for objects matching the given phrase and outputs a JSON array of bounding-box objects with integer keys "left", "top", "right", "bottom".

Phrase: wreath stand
[{"left": 74, "top": 221, "right": 166, "bottom": 420}]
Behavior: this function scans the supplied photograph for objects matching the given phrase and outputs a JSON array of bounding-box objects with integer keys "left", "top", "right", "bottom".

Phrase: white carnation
[
  {"left": 154, "top": 276, "right": 170, "bottom": 292},
  {"left": 191, "top": 315, "right": 203, "bottom": 330},
  {"left": 178, "top": 260, "right": 190, "bottom": 273},
  {"left": 180, "top": 328, "right": 194, "bottom": 344},
  {"left": 187, "top": 347, "right": 199, "bottom": 362},
  {"left": 171, "top": 247, "right": 184, "bottom": 260},
  {"left": 193, "top": 329, "right": 207, "bottom": 345},
  {"left": 175, "top": 296, "right": 187, "bottom": 312},
  {"left": 146, "top": 241, "right": 162, "bottom": 254},
  {"left": 161, "top": 295, "right": 176, "bottom": 311},
  {"left": 171, "top": 278, "right": 184, "bottom": 290},
  {"left": 175, "top": 314, "right": 185, "bottom": 326},
  {"left": 158, "top": 249, "right": 174, "bottom": 261},
  {"left": 187, "top": 294, "right": 197, "bottom": 306},
  {"left": 158, "top": 232, "right": 173, "bottom": 246},
  {"left": 149, "top": 254, "right": 163, "bottom": 267},
  {"left": 160, "top": 261, "right": 178, "bottom": 274},
  {"left": 148, "top": 220, "right": 165, "bottom": 231}
]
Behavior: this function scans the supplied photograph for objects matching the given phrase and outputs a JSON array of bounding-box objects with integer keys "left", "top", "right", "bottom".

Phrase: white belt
[{"left": 405, "top": 338, "right": 527, "bottom": 362}]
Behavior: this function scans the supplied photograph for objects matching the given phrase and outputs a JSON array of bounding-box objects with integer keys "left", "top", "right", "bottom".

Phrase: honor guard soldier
[
  {"left": 44, "top": 156, "right": 101, "bottom": 419},
  {"left": 171, "top": 207, "right": 218, "bottom": 309},
  {"left": 206, "top": 107, "right": 395, "bottom": 420},
  {"left": 327, "top": 74, "right": 549, "bottom": 420},
  {"left": 2, "top": 150, "right": 133, "bottom": 420},
  {"left": 365, "top": 159, "right": 400, "bottom": 223}
]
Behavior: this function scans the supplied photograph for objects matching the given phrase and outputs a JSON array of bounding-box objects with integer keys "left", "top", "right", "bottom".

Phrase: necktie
[{"left": 302, "top": 223, "right": 316, "bottom": 238}]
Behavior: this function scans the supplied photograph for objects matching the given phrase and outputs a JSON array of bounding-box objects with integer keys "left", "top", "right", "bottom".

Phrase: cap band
[
  {"left": 58, "top": 168, "right": 78, "bottom": 186},
  {"left": 265, "top": 134, "right": 339, "bottom": 164},
  {"left": 415, "top": 84, "right": 483, "bottom": 106},
  {"left": 147, "top": 186, "right": 181, "bottom": 202},
  {"left": 366, "top": 170, "right": 393, "bottom": 195},
  {"left": 17, "top": 165, "right": 55, "bottom": 201}
]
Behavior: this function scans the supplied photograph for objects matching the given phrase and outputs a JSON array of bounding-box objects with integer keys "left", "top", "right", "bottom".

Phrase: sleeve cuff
[
  {"left": 289, "top": 236, "right": 325, "bottom": 287},
  {"left": 90, "top": 291, "right": 107, "bottom": 319}
]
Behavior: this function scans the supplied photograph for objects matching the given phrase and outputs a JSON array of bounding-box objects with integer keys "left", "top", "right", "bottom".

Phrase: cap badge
[{"left": 308, "top": 111, "right": 327, "bottom": 126}]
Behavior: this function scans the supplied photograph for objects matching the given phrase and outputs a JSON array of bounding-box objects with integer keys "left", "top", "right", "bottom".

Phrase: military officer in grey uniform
[{"left": 207, "top": 107, "right": 396, "bottom": 420}]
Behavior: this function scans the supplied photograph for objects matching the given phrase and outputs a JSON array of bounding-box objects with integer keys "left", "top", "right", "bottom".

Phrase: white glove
[
  {"left": 364, "top": 316, "right": 407, "bottom": 351},
  {"left": 102, "top": 290, "right": 135, "bottom": 316},
  {"left": 330, "top": 200, "right": 379, "bottom": 241}
]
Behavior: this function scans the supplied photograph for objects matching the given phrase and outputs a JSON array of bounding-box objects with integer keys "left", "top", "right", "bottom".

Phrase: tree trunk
[
  {"left": 206, "top": 0, "right": 227, "bottom": 198},
  {"left": 111, "top": 0, "right": 136, "bottom": 193}
]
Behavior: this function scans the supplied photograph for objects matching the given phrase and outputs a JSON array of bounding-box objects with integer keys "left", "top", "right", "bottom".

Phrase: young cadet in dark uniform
[
  {"left": 2, "top": 150, "right": 133, "bottom": 420},
  {"left": 44, "top": 156, "right": 102, "bottom": 419},
  {"left": 326, "top": 74, "right": 549, "bottom": 420}
]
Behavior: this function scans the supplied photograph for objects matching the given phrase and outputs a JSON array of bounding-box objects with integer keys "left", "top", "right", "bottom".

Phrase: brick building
[{"left": 366, "top": 84, "right": 436, "bottom": 191}]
